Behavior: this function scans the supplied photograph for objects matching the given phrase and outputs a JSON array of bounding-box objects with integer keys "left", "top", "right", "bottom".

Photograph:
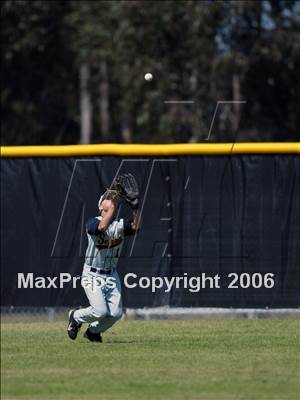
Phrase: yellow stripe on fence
[{"left": 1, "top": 143, "right": 299, "bottom": 157}]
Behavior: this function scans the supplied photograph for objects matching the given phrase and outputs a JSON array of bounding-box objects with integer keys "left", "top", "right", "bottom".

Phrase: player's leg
[
  {"left": 68, "top": 272, "right": 108, "bottom": 340},
  {"left": 75, "top": 273, "right": 108, "bottom": 323},
  {"left": 82, "top": 272, "right": 122, "bottom": 341},
  {"left": 93, "top": 271, "right": 123, "bottom": 334}
]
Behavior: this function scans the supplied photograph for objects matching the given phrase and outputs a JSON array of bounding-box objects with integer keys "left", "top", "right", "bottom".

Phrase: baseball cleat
[
  {"left": 67, "top": 309, "right": 82, "bottom": 340},
  {"left": 84, "top": 328, "right": 102, "bottom": 343}
]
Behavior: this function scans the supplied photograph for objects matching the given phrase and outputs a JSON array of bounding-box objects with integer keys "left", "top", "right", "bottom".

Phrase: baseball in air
[{"left": 144, "top": 73, "right": 153, "bottom": 81}]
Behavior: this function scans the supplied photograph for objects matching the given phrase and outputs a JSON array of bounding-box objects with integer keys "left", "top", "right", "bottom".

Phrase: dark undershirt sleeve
[
  {"left": 86, "top": 218, "right": 99, "bottom": 235},
  {"left": 124, "top": 219, "right": 136, "bottom": 236}
]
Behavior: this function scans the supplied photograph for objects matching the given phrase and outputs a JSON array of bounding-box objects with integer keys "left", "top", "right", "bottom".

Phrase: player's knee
[
  {"left": 91, "top": 306, "right": 107, "bottom": 319},
  {"left": 110, "top": 308, "right": 123, "bottom": 320}
]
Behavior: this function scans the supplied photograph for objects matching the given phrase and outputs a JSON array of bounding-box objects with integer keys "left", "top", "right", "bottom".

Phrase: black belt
[{"left": 89, "top": 267, "right": 114, "bottom": 275}]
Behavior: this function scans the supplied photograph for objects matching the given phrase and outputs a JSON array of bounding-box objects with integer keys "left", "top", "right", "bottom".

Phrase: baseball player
[{"left": 67, "top": 174, "right": 141, "bottom": 342}]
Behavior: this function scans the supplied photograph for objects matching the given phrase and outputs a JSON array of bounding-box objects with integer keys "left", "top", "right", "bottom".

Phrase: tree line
[{"left": 2, "top": 0, "right": 299, "bottom": 145}]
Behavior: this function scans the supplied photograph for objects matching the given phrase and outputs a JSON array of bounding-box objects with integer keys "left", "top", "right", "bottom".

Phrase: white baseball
[{"left": 144, "top": 73, "right": 153, "bottom": 81}]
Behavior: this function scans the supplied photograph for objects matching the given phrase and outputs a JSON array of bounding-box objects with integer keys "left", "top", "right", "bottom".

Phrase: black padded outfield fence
[{"left": 1, "top": 143, "right": 299, "bottom": 309}]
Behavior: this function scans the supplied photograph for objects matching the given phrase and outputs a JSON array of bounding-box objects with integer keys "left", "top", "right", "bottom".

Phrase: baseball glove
[{"left": 114, "top": 173, "right": 139, "bottom": 209}]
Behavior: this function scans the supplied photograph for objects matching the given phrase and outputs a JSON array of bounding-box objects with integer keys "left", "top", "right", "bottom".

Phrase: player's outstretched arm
[
  {"left": 131, "top": 208, "right": 141, "bottom": 232},
  {"left": 114, "top": 173, "right": 141, "bottom": 234},
  {"left": 121, "top": 173, "right": 141, "bottom": 232}
]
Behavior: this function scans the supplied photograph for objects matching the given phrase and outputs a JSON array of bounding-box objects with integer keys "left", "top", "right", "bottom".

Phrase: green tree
[
  {"left": 1, "top": 0, "right": 299, "bottom": 145},
  {"left": 1, "top": 0, "right": 78, "bottom": 145}
]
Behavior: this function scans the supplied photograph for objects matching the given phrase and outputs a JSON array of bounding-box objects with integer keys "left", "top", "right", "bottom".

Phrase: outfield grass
[{"left": 1, "top": 319, "right": 299, "bottom": 400}]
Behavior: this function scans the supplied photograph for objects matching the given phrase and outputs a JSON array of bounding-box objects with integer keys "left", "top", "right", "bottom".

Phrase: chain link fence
[{"left": 1, "top": 306, "right": 299, "bottom": 322}]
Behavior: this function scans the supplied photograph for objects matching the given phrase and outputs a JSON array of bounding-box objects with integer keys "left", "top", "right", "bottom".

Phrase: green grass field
[{"left": 1, "top": 319, "right": 299, "bottom": 400}]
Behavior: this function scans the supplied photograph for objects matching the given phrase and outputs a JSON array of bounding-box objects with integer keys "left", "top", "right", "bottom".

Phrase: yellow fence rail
[{"left": 1, "top": 142, "right": 299, "bottom": 157}]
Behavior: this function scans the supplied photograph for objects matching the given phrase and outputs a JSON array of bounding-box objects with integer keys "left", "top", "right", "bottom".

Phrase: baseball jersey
[{"left": 84, "top": 216, "right": 135, "bottom": 271}]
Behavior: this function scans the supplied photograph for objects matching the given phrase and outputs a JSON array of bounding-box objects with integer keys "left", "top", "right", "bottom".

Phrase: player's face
[
  {"left": 99, "top": 199, "right": 117, "bottom": 218},
  {"left": 99, "top": 204, "right": 107, "bottom": 218}
]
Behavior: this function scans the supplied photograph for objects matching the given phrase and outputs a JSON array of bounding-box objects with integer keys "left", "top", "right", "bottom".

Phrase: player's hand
[{"left": 115, "top": 173, "right": 139, "bottom": 209}]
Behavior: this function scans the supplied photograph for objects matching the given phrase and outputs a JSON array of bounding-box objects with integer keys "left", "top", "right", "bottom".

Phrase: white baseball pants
[{"left": 74, "top": 266, "right": 123, "bottom": 333}]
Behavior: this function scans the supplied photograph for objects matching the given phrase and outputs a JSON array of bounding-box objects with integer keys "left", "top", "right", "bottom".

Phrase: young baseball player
[{"left": 67, "top": 174, "right": 141, "bottom": 342}]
